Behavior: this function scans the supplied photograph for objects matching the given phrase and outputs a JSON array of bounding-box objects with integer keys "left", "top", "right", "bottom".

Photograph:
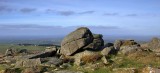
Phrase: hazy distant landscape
[{"left": 0, "top": 35, "right": 158, "bottom": 44}]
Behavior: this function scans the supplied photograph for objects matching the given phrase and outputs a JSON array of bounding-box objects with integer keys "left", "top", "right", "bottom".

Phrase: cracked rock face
[
  {"left": 15, "top": 58, "right": 41, "bottom": 68},
  {"left": 60, "top": 27, "right": 93, "bottom": 56},
  {"left": 148, "top": 37, "right": 160, "bottom": 52}
]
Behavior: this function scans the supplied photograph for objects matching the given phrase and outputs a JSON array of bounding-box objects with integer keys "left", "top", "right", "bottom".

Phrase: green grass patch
[
  {"left": 90, "top": 68, "right": 112, "bottom": 73},
  {"left": 0, "top": 64, "right": 6, "bottom": 71},
  {"left": 117, "top": 58, "right": 145, "bottom": 68},
  {"left": 0, "top": 44, "right": 46, "bottom": 54}
]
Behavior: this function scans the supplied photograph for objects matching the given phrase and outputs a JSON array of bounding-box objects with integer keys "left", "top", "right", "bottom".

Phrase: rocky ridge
[{"left": 0, "top": 27, "right": 160, "bottom": 73}]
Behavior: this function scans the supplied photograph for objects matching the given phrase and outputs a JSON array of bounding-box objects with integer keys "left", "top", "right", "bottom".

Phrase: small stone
[
  {"left": 43, "top": 72, "right": 50, "bottom": 73},
  {"left": 101, "top": 47, "right": 115, "bottom": 56},
  {"left": 54, "top": 68, "right": 59, "bottom": 71},
  {"left": 101, "top": 56, "right": 109, "bottom": 64},
  {"left": 50, "top": 64, "right": 56, "bottom": 68},
  {"left": 91, "top": 68, "right": 95, "bottom": 71},
  {"left": 11, "top": 64, "right": 15, "bottom": 66}
]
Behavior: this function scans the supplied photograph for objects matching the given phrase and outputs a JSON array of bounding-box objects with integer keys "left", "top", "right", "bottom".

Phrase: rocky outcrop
[
  {"left": 60, "top": 27, "right": 93, "bottom": 56},
  {"left": 1, "top": 27, "right": 160, "bottom": 73},
  {"left": 18, "top": 49, "right": 28, "bottom": 54},
  {"left": 5, "top": 49, "right": 17, "bottom": 56},
  {"left": 22, "top": 66, "right": 45, "bottom": 73},
  {"left": 60, "top": 27, "right": 105, "bottom": 56},
  {"left": 15, "top": 58, "right": 41, "bottom": 68},
  {"left": 47, "top": 57, "right": 63, "bottom": 66},
  {"left": 114, "top": 40, "right": 139, "bottom": 50},
  {"left": 113, "top": 40, "right": 140, "bottom": 55},
  {"left": 119, "top": 45, "right": 140, "bottom": 55},
  {"left": 148, "top": 37, "right": 160, "bottom": 52},
  {"left": 60, "top": 27, "right": 105, "bottom": 66},
  {"left": 84, "top": 34, "right": 104, "bottom": 50},
  {"left": 104, "top": 43, "right": 113, "bottom": 47},
  {"left": 114, "top": 40, "right": 123, "bottom": 50},
  {"left": 29, "top": 49, "right": 57, "bottom": 59}
]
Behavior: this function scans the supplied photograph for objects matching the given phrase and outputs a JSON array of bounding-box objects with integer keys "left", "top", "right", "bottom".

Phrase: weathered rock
[
  {"left": 15, "top": 58, "right": 41, "bottom": 68},
  {"left": 141, "top": 66, "right": 160, "bottom": 73},
  {"left": 93, "top": 34, "right": 103, "bottom": 39},
  {"left": 114, "top": 40, "right": 122, "bottom": 50},
  {"left": 148, "top": 37, "right": 160, "bottom": 52},
  {"left": 114, "top": 40, "right": 139, "bottom": 50},
  {"left": 84, "top": 34, "right": 104, "bottom": 50},
  {"left": 4, "top": 55, "right": 37, "bottom": 63},
  {"left": 5, "top": 49, "right": 16, "bottom": 56},
  {"left": 56, "top": 48, "right": 61, "bottom": 55},
  {"left": 61, "top": 27, "right": 93, "bottom": 56},
  {"left": 3, "top": 56, "right": 18, "bottom": 63},
  {"left": 101, "top": 46, "right": 115, "bottom": 56},
  {"left": 104, "top": 43, "right": 114, "bottom": 47},
  {"left": 47, "top": 57, "right": 63, "bottom": 66},
  {"left": 18, "top": 49, "right": 28, "bottom": 54},
  {"left": 29, "top": 50, "right": 56, "bottom": 59},
  {"left": 119, "top": 45, "right": 139, "bottom": 55},
  {"left": 22, "top": 67, "right": 43, "bottom": 73}
]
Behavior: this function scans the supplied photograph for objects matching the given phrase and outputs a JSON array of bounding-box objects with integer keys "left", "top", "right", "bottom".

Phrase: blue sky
[{"left": 0, "top": 0, "right": 160, "bottom": 37}]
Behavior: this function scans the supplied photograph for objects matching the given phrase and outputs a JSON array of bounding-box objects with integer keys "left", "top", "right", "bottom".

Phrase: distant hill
[{"left": 0, "top": 35, "right": 159, "bottom": 44}]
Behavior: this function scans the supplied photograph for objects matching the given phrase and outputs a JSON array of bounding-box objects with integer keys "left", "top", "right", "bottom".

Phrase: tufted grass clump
[{"left": 81, "top": 54, "right": 102, "bottom": 64}]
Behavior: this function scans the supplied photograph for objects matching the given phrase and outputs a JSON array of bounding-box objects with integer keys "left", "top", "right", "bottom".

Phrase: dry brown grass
[
  {"left": 81, "top": 54, "right": 102, "bottom": 64},
  {"left": 122, "top": 40, "right": 137, "bottom": 46},
  {"left": 113, "top": 68, "right": 138, "bottom": 73},
  {"left": 0, "top": 53, "right": 4, "bottom": 58},
  {"left": 127, "top": 51, "right": 160, "bottom": 66},
  {"left": 60, "top": 55, "right": 74, "bottom": 63}
]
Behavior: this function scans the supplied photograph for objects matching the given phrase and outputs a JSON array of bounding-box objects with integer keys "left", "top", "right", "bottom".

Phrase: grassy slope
[
  {"left": 68, "top": 51, "right": 160, "bottom": 73},
  {"left": 0, "top": 44, "right": 160, "bottom": 73}
]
